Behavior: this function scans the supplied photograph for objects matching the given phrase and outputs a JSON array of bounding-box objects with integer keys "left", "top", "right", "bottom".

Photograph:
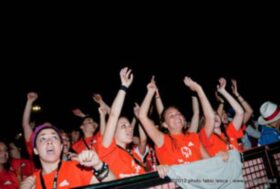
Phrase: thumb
[{"left": 71, "top": 154, "right": 79, "bottom": 162}]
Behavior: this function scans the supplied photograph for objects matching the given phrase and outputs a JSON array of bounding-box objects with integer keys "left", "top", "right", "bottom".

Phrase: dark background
[{"left": 1, "top": 61, "right": 279, "bottom": 141}]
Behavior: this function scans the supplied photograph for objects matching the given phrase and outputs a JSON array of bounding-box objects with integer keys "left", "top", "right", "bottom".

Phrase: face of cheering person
[
  {"left": 33, "top": 128, "right": 63, "bottom": 164},
  {"left": 115, "top": 117, "right": 133, "bottom": 147}
]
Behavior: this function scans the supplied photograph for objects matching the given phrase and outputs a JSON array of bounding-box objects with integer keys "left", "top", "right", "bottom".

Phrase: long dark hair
[{"left": 0, "top": 140, "right": 11, "bottom": 170}]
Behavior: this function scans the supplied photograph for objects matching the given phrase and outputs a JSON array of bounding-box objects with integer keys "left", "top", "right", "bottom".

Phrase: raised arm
[
  {"left": 188, "top": 96, "right": 200, "bottom": 133},
  {"left": 138, "top": 77, "right": 164, "bottom": 147},
  {"left": 153, "top": 77, "right": 164, "bottom": 116},
  {"left": 215, "top": 91, "right": 225, "bottom": 117},
  {"left": 93, "top": 93, "right": 111, "bottom": 114},
  {"left": 98, "top": 105, "right": 108, "bottom": 136},
  {"left": 184, "top": 77, "right": 215, "bottom": 138},
  {"left": 92, "top": 93, "right": 110, "bottom": 135},
  {"left": 217, "top": 78, "right": 244, "bottom": 130},
  {"left": 72, "top": 108, "right": 87, "bottom": 118},
  {"left": 231, "top": 79, "right": 253, "bottom": 124},
  {"left": 102, "top": 67, "right": 133, "bottom": 148},
  {"left": 22, "top": 92, "right": 38, "bottom": 142},
  {"left": 133, "top": 103, "right": 147, "bottom": 155}
]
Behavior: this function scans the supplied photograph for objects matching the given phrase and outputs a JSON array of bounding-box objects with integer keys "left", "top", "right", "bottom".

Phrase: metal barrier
[
  {"left": 75, "top": 142, "right": 280, "bottom": 189},
  {"left": 242, "top": 142, "right": 280, "bottom": 188}
]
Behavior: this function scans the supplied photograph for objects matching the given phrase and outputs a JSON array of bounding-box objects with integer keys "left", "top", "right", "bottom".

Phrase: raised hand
[
  {"left": 147, "top": 75, "right": 157, "bottom": 92},
  {"left": 93, "top": 93, "right": 110, "bottom": 114},
  {"left": 133, "top": 103, "right": 140, "bottom": 118},
  {"left": 72, "top": 108, "right": 86, "bottom": 118},
  {"left": 231, "top": 79, "right": 239, "bottom": 96},
  {"left": 215, "top": 91, "right": 224, "bottom": 103},
  {"left": 183, "top": 76, "right": 201, "bottom": 92},
  {"left": 217, "top": 77, "right": 227, "bottom": 93},
  {"left": 120, "top": 67, "right": 133, "bottom": 88},
  {"left": 27, "top": 92, "right": 38, "bottom": 102},
  {"left": 92, "top": 93, "right": 102, "bottom": 104}
]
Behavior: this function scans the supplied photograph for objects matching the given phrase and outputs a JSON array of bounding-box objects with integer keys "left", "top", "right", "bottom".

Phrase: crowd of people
[{"left": 1, "top": 67, "right": 279, "bottom": 189}]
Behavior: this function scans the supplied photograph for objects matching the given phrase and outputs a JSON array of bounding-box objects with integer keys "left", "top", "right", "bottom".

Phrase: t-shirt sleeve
[
  {"left": 97, "top": 136, "right": 117, "bottom": 160},
  {"left": 226, "top": 122, "right": 244, "bottom": 139},
  {"left": 199, "top": 128, "right": 213, "bottom": 148}
]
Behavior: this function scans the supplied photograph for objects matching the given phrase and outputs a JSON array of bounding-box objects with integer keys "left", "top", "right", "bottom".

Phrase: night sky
[{"left": 1, "top": 61, "right": 279, "bottom": 141}]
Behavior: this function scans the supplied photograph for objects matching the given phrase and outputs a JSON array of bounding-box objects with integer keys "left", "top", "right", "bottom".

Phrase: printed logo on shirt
[
  {"left": 131, "top": 160, "right": 141, "bottom": 173},
  {"left": 180, "top": 146, "right": 192, "bottom": 159},
  {"left": 188, "top": 142, "right": 194, "bottom": 147},
  {"left": 3, "top": 180, "right": 12, "bottom": 185},
  {"left": 59, "top": 179, "right": 70, "bottom": 187}
]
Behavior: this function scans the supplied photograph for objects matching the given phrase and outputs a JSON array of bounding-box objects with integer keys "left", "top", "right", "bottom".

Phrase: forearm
[
  {"left": 155, "top": 95, "right": 164, "bottom": 116},
  {"left": 189, "top": 96, "right": 199, "bottom": 132},
  {"left": 22, "top": 101, "right": 33, "bottom": 141},
  {"left": 103, "top": 90, "right": 126, "bottom": 147},
  {"left": 236, "top": 95, "right": 253, "bottom": 124}
]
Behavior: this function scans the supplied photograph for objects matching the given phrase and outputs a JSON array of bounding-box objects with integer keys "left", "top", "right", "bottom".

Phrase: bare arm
[
  {"left": 217, "top": 78, "right": 244, "bottom": 130},
  {"left": 98, "top": 106, "right": 107, "bottom": 136},
  {"left": 102, "top": 67, "right": 133, "bottom": 148},
  {"left": 184, "top": 77, "right": 215, "bottom": 138},
  {"left": 215, "top": 91, "right": 225, "bottom": 117},
  {"left": 231, "top": 79, "right": 253, "bottom": 124},
  {"left": 188, "top": 96, "right": 200, "bottom": 133},
  {"left": 154, "top": 81, "right": 164, "bottom": 116},
  {"left": 72, "top": 108, "right": 87, "bottom": 118},
  {"left": 72, "top": 150, "right": 115, "bottom": 184},
  {"left": 22, "top": 92, "right": 38, "bottom": 142},
  {"left": 200, "top": 143, "right": 210, "bottom": 159},
  {"left": 93, "top": 93, "right": 111, "bottom": 114},
  {"left": 138, "top": 77, "right": 164, "bottom": 147},
  {"left": 133, "top": 103, "right": 147, "bottom": 155}
]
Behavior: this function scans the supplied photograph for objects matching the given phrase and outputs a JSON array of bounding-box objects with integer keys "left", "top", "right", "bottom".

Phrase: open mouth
[{"left": 46, "top": 148, "right": 55, "bottom": 155}]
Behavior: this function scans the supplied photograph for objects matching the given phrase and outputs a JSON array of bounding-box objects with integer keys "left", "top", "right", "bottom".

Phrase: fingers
[
  {"left": 157, "top": 165, "right": 169, "bottom": 179},
  {"left": 20, "top": 176, "right": 36, "bottom": 189},
  {"left": 216, "top": 151, "right": 229, "bottom": 161},
  {"left": 151, "top": 75, "right": 155, "bottom": 82}
]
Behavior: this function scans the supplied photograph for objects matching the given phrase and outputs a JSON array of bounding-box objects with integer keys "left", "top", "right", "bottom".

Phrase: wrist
[
  {"left": 93, "top": 161, "right": 103, "bottom": 170},
  {"left": 120, "top": 85, "right": 128, "bottom": 92},
  {"left": 93, "top": 162, "right": 109, "bottom": 181}
]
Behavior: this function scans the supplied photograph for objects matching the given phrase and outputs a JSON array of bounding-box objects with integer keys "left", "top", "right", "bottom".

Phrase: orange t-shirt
[
  {"left": 199, "top": 122, "right": 244, "bottom": 157},
  {"left": 155, "top": 133, "right": 202, "bottom": 165},
  {"left": 72, "top": 132, "right": 101, "bottom": 154},
  {"left": 98, "top": 138, "right": 146, "bottom": 179},
  {"left": 0, "top": 170, "right": 19, "bottom": 189},
  {"left": 34, "top": 161, "right": 93, "bottom": 189}
]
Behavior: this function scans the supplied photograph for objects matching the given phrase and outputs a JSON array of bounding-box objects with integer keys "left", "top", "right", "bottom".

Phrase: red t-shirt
[
  {"left": 25, "top": 134, "right": 33, "bottom": 159},
  {"left": 199, "top": 122, "right": 244, "bottom": 156},
  {"left": 10, "top": 158, "right": 35, "bottom": 179},
  {"left": 33, "top": 161, "right": 93, "bottom": 189},
  {"left": 0, "top": 170, "right": 19, "bottom": 189},
  {"left": 72, "top": 133, "right": 100, "bottom": 154},
  {"left": 155, "top": 133, "right": 202, "bottom": 165},
  {"left": 98, "top": 137, "right": 146, "bottom": 179}
]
